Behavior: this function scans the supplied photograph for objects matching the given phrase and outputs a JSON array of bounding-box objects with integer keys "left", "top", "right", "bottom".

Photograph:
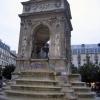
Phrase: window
[
  {"left": 72, "top": 49, "right": 78, "bottom": 55},
  {"left": 94, "top": 48, "right": 98, "bottom": 53},
  {"left": 98, "top": 48, "right": 100, "bottom": 53},
  {"left": 81, "top": 49, "right": 85, "bottom": 54},
  {"left": 78, "top": 49, "right": 81, "bottom": 54}
]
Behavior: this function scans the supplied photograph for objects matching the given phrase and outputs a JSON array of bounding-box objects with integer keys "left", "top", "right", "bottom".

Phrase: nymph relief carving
[
  {"left": 23, "top": 0, "right": 63, "bottom": 13},
  {"left": 55, "top": 1, "right": 61, "bottom": 8},
  {"left": 25, "top": 5, "right": 31, "bottom": 12}
]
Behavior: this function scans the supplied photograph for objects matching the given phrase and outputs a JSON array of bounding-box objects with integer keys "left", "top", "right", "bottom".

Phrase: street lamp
[{"left": 0, "top": 66, "right": 3, "bottom": 88}]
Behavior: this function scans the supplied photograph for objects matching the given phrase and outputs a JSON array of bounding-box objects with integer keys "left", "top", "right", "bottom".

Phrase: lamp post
[
  {"left": 0, "top": 65, "right": 3, "bottom": 88},
  {"left": 97, "top": 43, "right": 100, "bottom": 65}
]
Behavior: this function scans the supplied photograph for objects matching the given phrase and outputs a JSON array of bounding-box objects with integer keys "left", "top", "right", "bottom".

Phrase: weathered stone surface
[
  {"left": 5, "top": 0, "right": 96, "bottom": 100},
  {"left": 17, "top": 0, "right": 72, "bottom": 73},
  {"left": 5, "top": 67, "right": 96, "bottom": 100}
]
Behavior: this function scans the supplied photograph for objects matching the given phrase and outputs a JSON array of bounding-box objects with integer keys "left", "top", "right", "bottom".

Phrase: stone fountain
[{"left": 4, "top": 0, "right": 96, "bottom": 100}]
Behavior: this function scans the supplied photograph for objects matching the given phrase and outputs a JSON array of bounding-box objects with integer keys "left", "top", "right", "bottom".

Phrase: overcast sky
[{"left": 0, "top": 0, "right": 100, "bottom": 51}]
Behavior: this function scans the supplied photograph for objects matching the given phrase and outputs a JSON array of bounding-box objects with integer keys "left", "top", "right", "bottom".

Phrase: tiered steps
[
  {"left": 61, "top": 84, "right": 77, "bottom": 100},
  {"left": 5, "top": 69, "right": 66, "bottom": 100},
  {"left": 71, "top": 81, "right": 86, "bottom": 87},
  {"left": 16, "top": 79, "right": 58, "bottom": 86},
  {"left": 55, "top": 75, "right": 77, "bottom": 100},
  {"left": 10, "top": 85, "right": 62, "bottom": 92},
  {"left": 6, "top": 90, "right": 64, "bottom": 99},
  {"left": 68, "top": 74, "right": 96, "bottom": 100},
  {"left": 4, "top": 69, "right": 96, "bottom": 100}
]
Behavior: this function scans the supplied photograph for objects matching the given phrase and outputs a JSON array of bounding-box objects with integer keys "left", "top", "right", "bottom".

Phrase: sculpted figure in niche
[
  {"left": 25, "top": 5, "right": 30, "bottom": 12},
  {"left": 21, "top": 36, "right": 27, "bottom": 57},
  {"left": 55, "top": 1, "right": 61, "bottom": 8},
  {"left": 42, "top": 43, "right": 49, "bottom": 58}
]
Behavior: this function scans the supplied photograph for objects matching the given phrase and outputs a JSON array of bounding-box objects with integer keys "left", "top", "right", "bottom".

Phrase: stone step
[
  {"left": 7, "top": 96, "right": 64, "bottom": 100},
  {"left": 64, "top": 90, "right": 76, "bottom": 99},
  {"left": 63, "top": 89, "right": 74, "bottom": 93},
  {"left": 21, "top": 70, "right": 55, "bottom": 75},
  {"left": 20, "top": 72, "right": 55, "bottom": 80},
  {"left": 61, "top": 84, "right": 76, "bottom": 99},
  {"left": 71, "top": 81, "right": 86, "bottom": 87},
  {"left": 2, "top": 86, "right": 11, "bottom": 91},
  {"left": 6, "top": 90, "right": 64, "bottom": 98},
  {"left": 62, "top": 84, "right": 71, "bottom": 87},
  {"left": 67, "top": 96, "right": 77, "bottom": 100},
  {"left": 68, "top": 74, "right": 81, "bottom": 82},
  {"left": 77, "top": 92, "right": 96, "bottom": 99},
  {"left": 72, "top": 87, "right": 91, "bottom": 93},
  {"left": 62, "top": 84, "right": 72, "bottom": 91},
  {"left": 16, "top": 79, "right": 58, "bottom": 86},
  {"left": 11, "top": 85, "right": 62, "bottom": 92}
]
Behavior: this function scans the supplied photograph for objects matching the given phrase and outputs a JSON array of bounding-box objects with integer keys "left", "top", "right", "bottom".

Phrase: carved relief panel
[
  {"left": 19, "top": 12, "right": 68, "bottom": 59},
  {"left": 19, "top": 19, "right": 33, "bottom": 58},
  {"left": 23, "top": 0, "right": 64, "bottom": 13}
]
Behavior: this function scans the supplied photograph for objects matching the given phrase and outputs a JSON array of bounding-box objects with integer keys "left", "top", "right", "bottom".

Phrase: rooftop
[{"left": 0, "top": 40, "right": 10, "bottom": 51}]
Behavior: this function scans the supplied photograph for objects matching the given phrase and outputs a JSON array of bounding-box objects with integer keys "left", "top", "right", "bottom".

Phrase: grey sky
[{"left": 0, "top": 0, "right": 100, "bottom": 51}]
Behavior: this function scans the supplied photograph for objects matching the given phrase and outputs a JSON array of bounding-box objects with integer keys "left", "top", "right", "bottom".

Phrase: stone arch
[{"left": 31, "top": 24, "right": 50, "bottom": 59}]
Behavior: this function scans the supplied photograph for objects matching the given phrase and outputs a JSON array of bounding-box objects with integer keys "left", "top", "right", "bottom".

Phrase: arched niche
[{"left": 31, "top": 24, "right": 50, "bottom": 59}]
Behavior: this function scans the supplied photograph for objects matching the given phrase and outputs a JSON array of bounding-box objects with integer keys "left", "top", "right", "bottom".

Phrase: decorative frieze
[{"left": 23, "top": 0, "right": 63, "bottom": 13}]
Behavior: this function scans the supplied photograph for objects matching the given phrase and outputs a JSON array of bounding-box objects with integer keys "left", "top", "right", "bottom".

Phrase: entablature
[{"left": 22, "top": 0, "right": 65, "bottom": 14}]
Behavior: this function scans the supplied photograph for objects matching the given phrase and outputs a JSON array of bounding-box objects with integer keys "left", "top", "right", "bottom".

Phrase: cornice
[{"left": 19, "top": 9, "right": 64, "bottom": 17}]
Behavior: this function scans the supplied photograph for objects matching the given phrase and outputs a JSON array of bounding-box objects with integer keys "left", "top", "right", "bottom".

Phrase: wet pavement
[{"left": 96, "top": 97, "right": 100, "bottom": 100}]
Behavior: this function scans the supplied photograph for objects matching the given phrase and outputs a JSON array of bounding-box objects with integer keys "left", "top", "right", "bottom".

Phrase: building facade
[
  {"left": 71, "top": 44, "right": 100, "bottom": 67},
  {"left": 0, "top": 40, "right": 16, "bottom": 68}
]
